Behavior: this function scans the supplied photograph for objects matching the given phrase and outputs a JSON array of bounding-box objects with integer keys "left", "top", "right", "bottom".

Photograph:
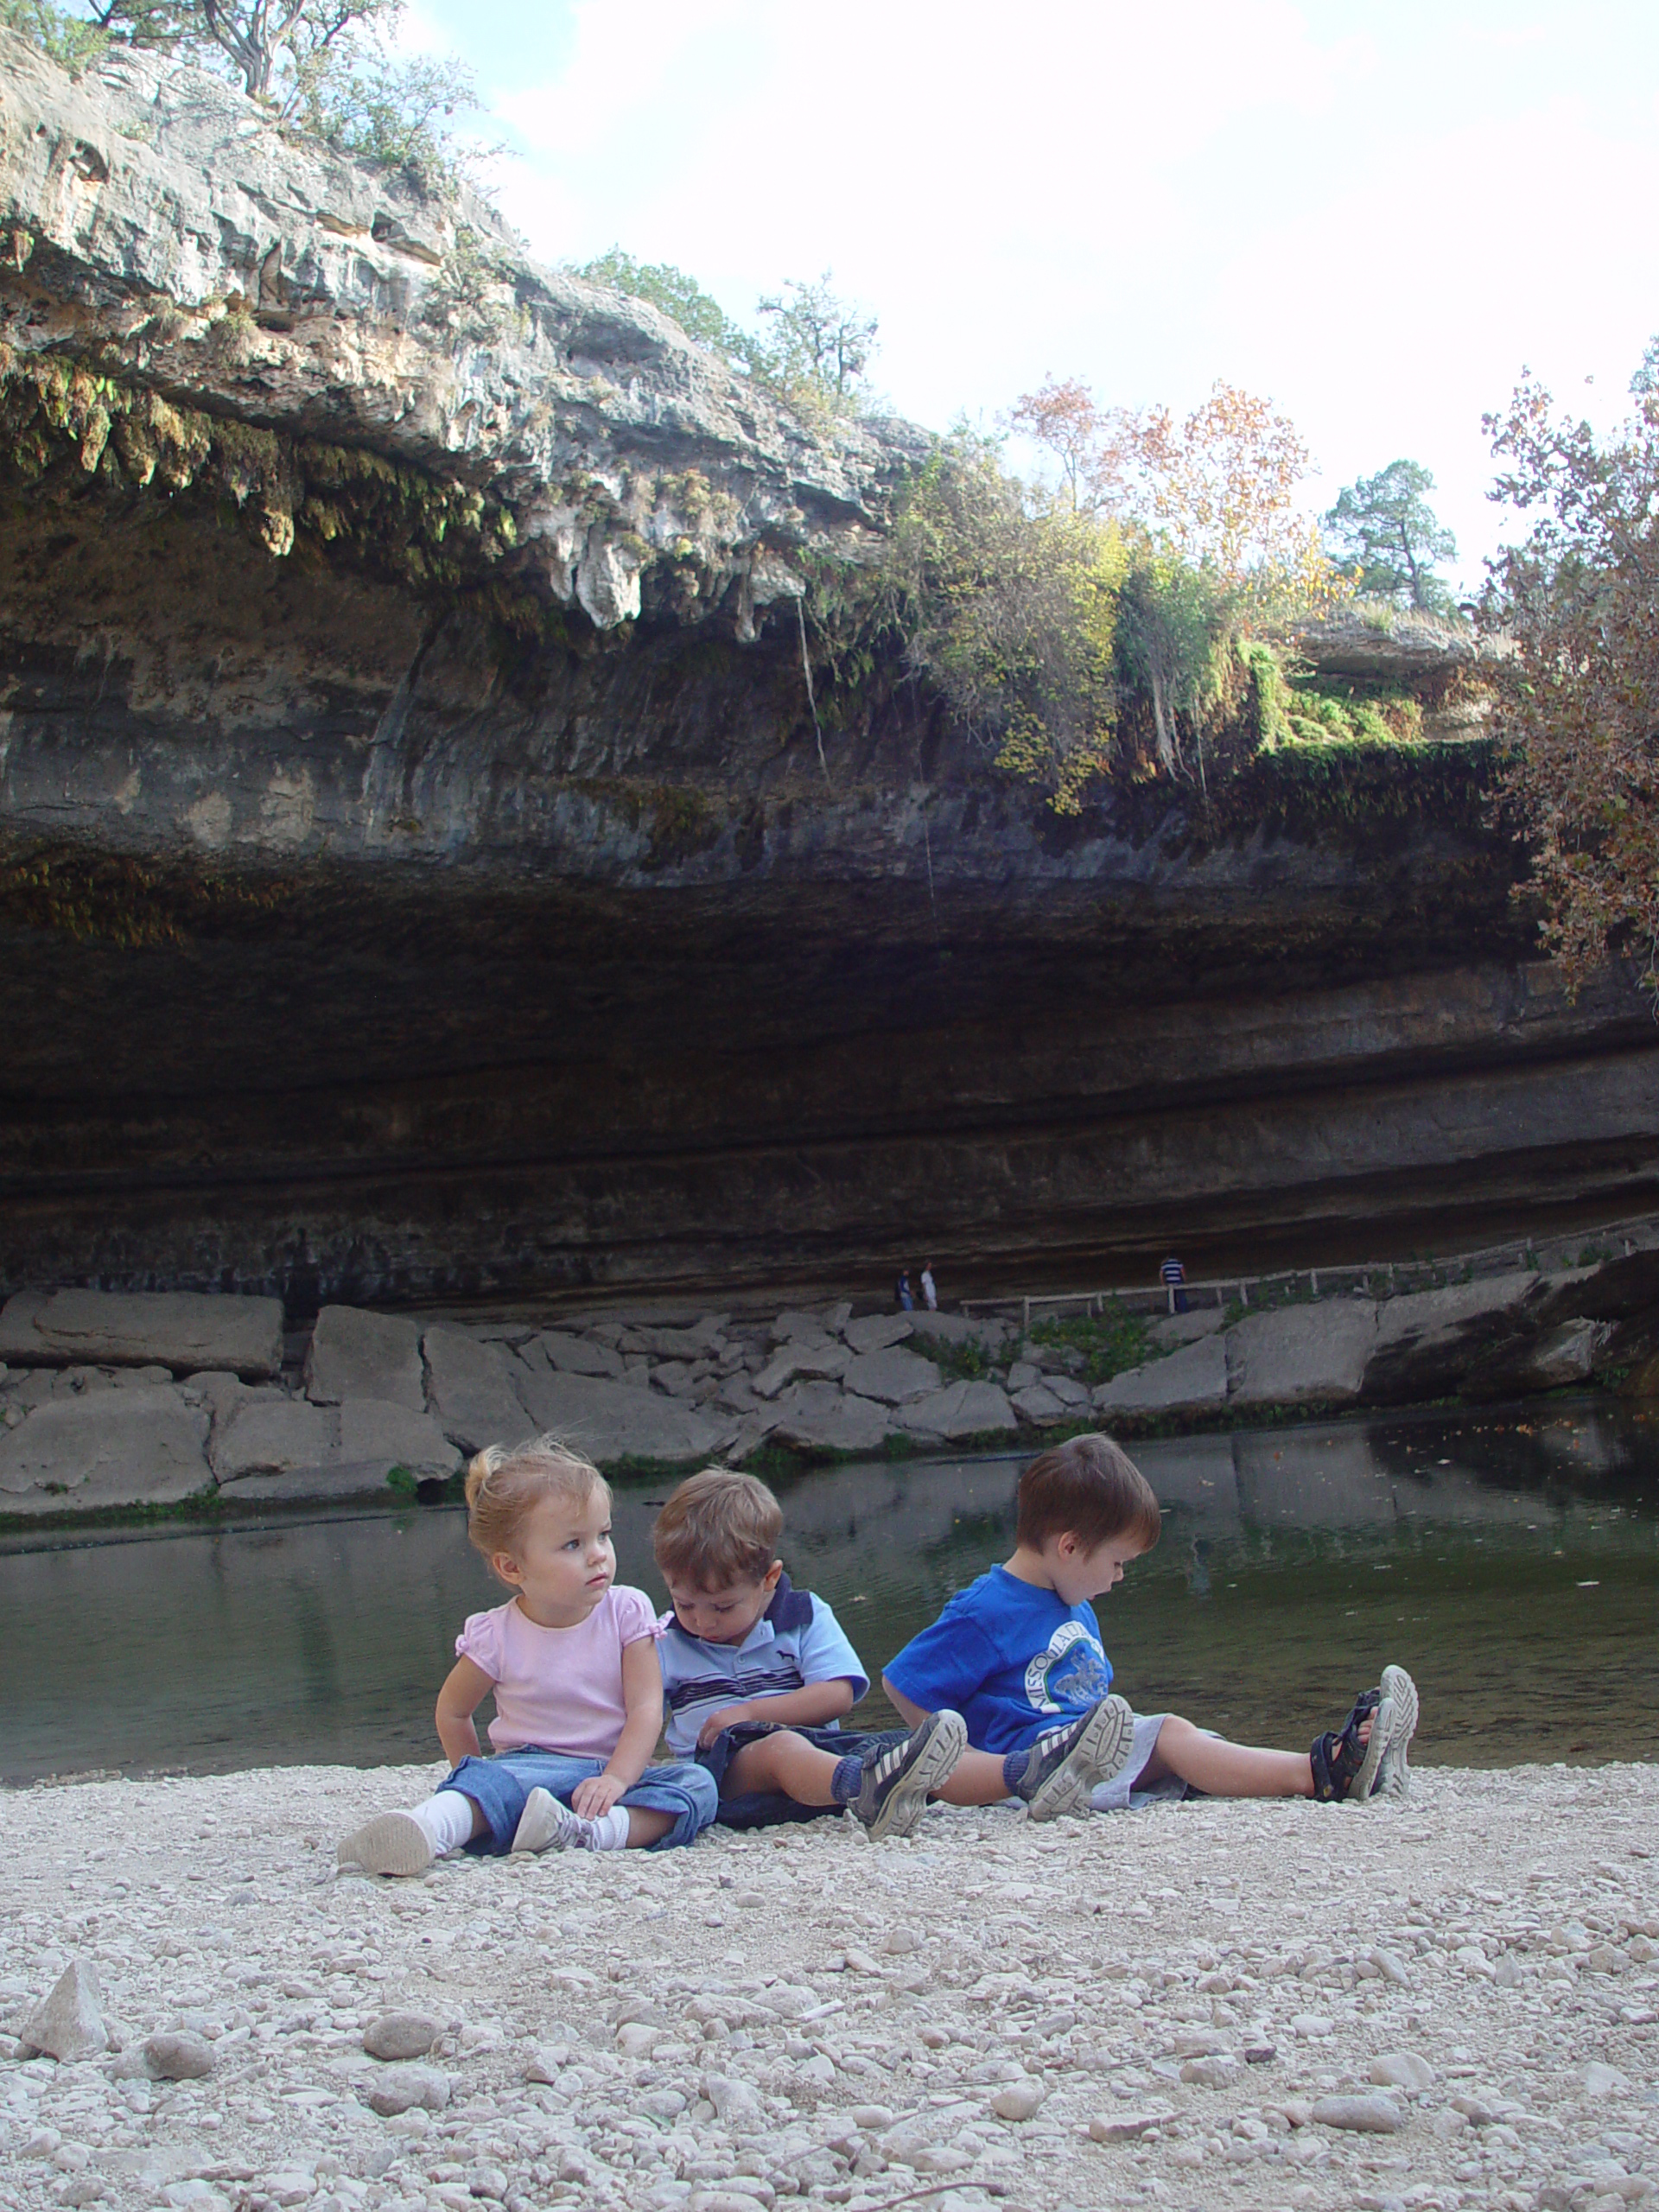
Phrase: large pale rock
[
  {"left": 1226, "top": 1300, "right": 1378, "bottom": 1408},
  {"left": 510, "top": 1366, "right": 728, "bottom": 1465},
  {"left": 843, "top": 1313, "right": 914, "bottom": 1355},
  {"left": 304, "top": 1306, "right": 424, "bottom": 1409},
  {"left": 628, "top": 1319, "right": 728, "bottom": 1362},
  {"left": 20, "top": 1962, "right": 107, "bottom": 2061},
  {"left": 0, "top": 1386, "right": 211, "bottom": 1512},
  {"left": 897, "top": 1380, "right": 1019, "bottom": 1440},
  {"left": 752, "top": 1343, "right": 850, "bottom": 1397},
  {"left": 840, "top": 1346, "right": 942, "bottom": 1405},
  {"left": 1094, "top": 1332, "right": 1229, "bottom": 1419},
  {"left": 1463, "top": 1315, "right": 1606, "bottom": 1401},
  {"left": 210, "top": 1395, "right": 334, "bottom": 1482},
  {"left": 533, "top": 1332, "right": 626, "bottom": 1380},
  {"left": 0, "top": 1288, "right": 283, "bottom": 1379},
  {"left": 1147, "top": 1306, "right": 1226, "bottom": 1348},
  {"left": 1361, "top": 1273, "right": 1541, "bottom": 1404},
  {"left": 766, "top": 1382, "right": 891, "bottom": 1455},
  {"left": 423, "top": 1325, "right": 534, "bottom": 1453},
  {"left": 335, "top": 1398, "right": 459, "bottom": 1484},
  {"left": 1013, "top": 1382, "right": 1070, "bottom": 1426}
]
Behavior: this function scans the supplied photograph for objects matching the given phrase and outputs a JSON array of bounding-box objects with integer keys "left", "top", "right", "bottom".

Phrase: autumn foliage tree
[{"left": 1482, "top": 361, "right": 1659, "bottom": 1001}]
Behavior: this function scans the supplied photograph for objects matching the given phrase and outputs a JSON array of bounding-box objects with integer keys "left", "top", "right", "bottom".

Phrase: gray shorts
[{"left": 1088, "top": 1709, "right": 1192, "bottom": 1814}]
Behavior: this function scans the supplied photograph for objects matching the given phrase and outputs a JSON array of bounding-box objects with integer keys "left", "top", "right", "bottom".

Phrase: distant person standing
[
  {"left": 1160, "top": 1255, "right": 1188, "bottom": 1314},
  {"left": 896, "top": 1269, "right": 915, "bottom": 1312},
  {"left": 920, "top": 1261, "right": 938, "bottom": 1313}
]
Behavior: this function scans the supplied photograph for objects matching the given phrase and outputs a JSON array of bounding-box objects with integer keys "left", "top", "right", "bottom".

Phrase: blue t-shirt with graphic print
[{"left": 883, "top": 1565, "right": 1115, "bottom": 1755}]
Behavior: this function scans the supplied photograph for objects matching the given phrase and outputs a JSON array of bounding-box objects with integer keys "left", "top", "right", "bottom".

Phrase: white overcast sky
[{"left": 411, "top": 0, "right": 1659, "bottom": 592}]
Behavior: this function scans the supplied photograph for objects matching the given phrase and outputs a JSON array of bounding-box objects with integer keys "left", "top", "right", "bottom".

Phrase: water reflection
[{"left": 1, "top": 1403, "right": 1654, "bottom": 1783}]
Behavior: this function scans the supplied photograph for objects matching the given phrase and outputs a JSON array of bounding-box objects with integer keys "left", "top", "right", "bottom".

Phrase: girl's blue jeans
[{"left": 440, "top": 1746, "right": 717, "bottom": 1853}]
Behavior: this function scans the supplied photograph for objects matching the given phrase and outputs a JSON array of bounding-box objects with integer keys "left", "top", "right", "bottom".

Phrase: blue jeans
[{"left": 441, "top": 1747, "right": 717, "bottom": 1853}]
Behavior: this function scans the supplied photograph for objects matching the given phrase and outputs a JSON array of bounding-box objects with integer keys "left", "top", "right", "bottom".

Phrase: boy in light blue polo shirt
[{"left": 651, "top": 1466, "right": 968, "bottom": 1840}]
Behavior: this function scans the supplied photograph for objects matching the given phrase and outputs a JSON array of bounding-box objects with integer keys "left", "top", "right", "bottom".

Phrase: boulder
[
  {"left": 509, "top": 1366, "right": 728, "bottom": 1465},
  {"left": 1535, "top": 1249, "right": 1659, "bottom": 1324},
  {"left": 1147, "top": 1306, "right": 1226, "bottom": 1349},
  {"left": 303, "top": 1306, "right": 423, "bottom": 1411},
  {"left": 1226, "top": 1300, "right": 1378, "bottom": 1408},
  {"left": 0, "top": 1288, "right": 283, "bottom": 1379},
  {"left": 752, "top": 1343, "right": 850, "bottom": 1397},
  {"left": 532, "top": 1332, "right": 626, "bottom": 1380},
  {"left": 840, "top": 1346, "right": 942, "bottom": 1406},
  {"left": 899, "top": 1311, "right": 981, "bottom": 1344},
  {"left": 20, "top": 1962, "right": 107, "bottom": 2062},
  {"left": 1462, "top": 1316, "right": 1606, "bottom": 1401},
  {"left": 143, "top": 2031, "right": 214, "bottom": 2081},
  {"left": 1093, "top": 1332, "right": 1229, "bottom": 1419},
  {"left": 423, "top": 1325, "right": 534, "bottom": 1453},
  {"left": 210, "top": 1395, "right": 334, "bottom": 1482},
  {"left": 766, "top": 1382, "right": 891, "bottom": 1455},
  {"left": 1013, "top": 1382, "right": 1071, "bottom": 1427},
  {"left": 842, "top": 1313, "right": 914, "bottom": 1355},
  {"left": 896, "top": 1380, "right": 1019, "bottom": 1441},
  {"left": 629, "top": 1319, "right": 728, "bottom": 1361},
  {"left": 770, "top": 1310, "right": 834, "bottom": 1344},
  {"left": 1361, "top": 1274, "right": 1541, "bottom": 1403},
  {"left": 0, "top": 1387, "right": 211, "bottom": 1512},
  {"left": 335, "top": 1399, "right": 460, "bottom": 1484},
  {"left": 363, "top": 2011, "right": 439, "bottom": 2063}
]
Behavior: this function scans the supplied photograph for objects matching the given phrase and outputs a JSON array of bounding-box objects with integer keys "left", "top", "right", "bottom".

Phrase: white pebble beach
[{"left": 3, "top": 1760, "right": 1656, "bottom": 2212}]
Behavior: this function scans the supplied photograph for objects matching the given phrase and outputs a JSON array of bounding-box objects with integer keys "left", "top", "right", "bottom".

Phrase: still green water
[{"left": 1, "top": 1403, "right": 1655, "bottom": 1784}]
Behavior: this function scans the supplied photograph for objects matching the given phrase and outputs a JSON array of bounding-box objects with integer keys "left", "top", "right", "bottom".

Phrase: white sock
[
  {"left": 585, "top": 1805, "right": 630, "bottom": 1852},
  {"left": 410, "top": 1791, "right": 476, "bottom": 1858}
]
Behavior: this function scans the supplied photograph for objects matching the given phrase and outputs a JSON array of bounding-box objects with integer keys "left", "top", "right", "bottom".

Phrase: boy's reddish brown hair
[
  {"left": 652, "top": 1466, "right": 784, "bottom": 1589},
  {"left": 1015, "top": 1432, "right": 1161, "bottom": 1553}
]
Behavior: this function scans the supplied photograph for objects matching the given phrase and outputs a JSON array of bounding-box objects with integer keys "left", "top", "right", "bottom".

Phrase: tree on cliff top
[
  {"left": 1324, "top": 459, "right": 1458, "bottom": 611},
  {"left": 1011, "top": 372, "right": 1332, "bottom": 605},
  {"left": 1481, "top": 353, "right": 1659, "bottom": 1001},
  {"left": 10, "top": 0, "right": 486, "bottom": 190}
]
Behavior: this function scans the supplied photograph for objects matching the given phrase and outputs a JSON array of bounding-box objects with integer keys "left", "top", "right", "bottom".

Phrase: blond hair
[
  {"left": 652, "top": 1466, "right": 783, "bottom": 1589},
  {"left": 464, "top": 1436, "right": 607, "bottom": 1581}
]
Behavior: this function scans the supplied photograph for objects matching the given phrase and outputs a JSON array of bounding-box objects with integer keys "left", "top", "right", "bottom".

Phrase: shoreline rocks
[{"left": 3, "top": 1243, "right": 1659, "bottom": 1518}]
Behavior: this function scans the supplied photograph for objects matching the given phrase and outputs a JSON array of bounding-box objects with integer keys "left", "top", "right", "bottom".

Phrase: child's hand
[
  {"left": 572, "top": 1773, "right": 626, "bottom": 1820},
  {"left": 696, "top": 1702, "right": 756, "bottom": 1750}
]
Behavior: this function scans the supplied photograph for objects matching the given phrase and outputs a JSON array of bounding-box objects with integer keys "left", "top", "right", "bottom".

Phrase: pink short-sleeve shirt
[{"left": 455, "top": 1585, "right": 660, "bottom": 1756}]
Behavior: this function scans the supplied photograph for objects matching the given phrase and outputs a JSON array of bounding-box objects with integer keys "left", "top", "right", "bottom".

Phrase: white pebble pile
[{"left": 2, "top": 1761, "right": 1656, "bottom": 2212}]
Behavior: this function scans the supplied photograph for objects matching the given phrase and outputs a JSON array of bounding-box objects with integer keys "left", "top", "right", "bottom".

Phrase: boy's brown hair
[
  {"left": 652, "top": 1466, "right": 784, "bottom": 1589},
  {"left": 1016, "top": 1432, "right": 1161, "bottom": 1554}
]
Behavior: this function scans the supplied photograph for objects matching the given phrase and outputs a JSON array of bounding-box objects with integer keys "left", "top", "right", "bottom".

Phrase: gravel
[{"left": 1, "top": 1760, "right": 1656, "bottom": 2212}]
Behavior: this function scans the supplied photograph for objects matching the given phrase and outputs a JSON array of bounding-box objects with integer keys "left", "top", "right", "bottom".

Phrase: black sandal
[{"left": 1310, "top": 1687, "right": 1382, "bottom": 1802}]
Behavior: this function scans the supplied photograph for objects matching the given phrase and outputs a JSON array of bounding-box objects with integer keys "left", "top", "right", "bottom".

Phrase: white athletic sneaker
[
  {"left": 1370, "top": 1665, "right": 1420, "bottom": 1799},
  {"left": 336, "top": 1812, "right": 435, "bottom": 1878},
  {"left": 511, "top": 1787, "right": 595, "bottom": 1853}
]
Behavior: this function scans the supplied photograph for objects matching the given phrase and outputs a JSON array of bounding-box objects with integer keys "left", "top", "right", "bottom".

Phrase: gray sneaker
[
  {"left": 1017, "top": 1694, "right": 1135, "bottom": 1821},
  {"left": 1370, "top": 1666, "right": 1420, "bottom": 1799},
  {"left": 852, "top": 1710, "right": 968, "bottom": 1842}
]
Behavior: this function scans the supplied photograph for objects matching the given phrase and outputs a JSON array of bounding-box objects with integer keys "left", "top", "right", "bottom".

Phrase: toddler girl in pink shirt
[{"left": 337, "top": 1440, "right": 717, "bottom": 1877}]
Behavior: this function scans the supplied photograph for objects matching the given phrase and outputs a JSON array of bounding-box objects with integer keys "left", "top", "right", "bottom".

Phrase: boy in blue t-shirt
[
  {"left": 885, "top": 1433, "right": 1421, "bottom": 1810},
  {"left": 653, "top": 1466, "right": 1143, "bottom": 1834}
]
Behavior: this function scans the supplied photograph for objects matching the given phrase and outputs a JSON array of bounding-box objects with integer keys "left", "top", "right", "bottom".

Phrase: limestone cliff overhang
[{"left": 0, "top": 28, "right": 925, "bottom": 633}]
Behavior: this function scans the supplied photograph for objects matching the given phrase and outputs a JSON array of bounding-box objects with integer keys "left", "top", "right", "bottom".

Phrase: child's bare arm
[
  {"left": 571, "top": 1637, "right": 665, "bottom": 1820},
  {"left": 694, "top": 1675, "right": 858, "bottom": 1750},
  {"left": 882, "top": 1675, "right": 928, "bottom": 1731},
  {"left": 435, "top": 1656, "right": 497, "bottom": 1767}
]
